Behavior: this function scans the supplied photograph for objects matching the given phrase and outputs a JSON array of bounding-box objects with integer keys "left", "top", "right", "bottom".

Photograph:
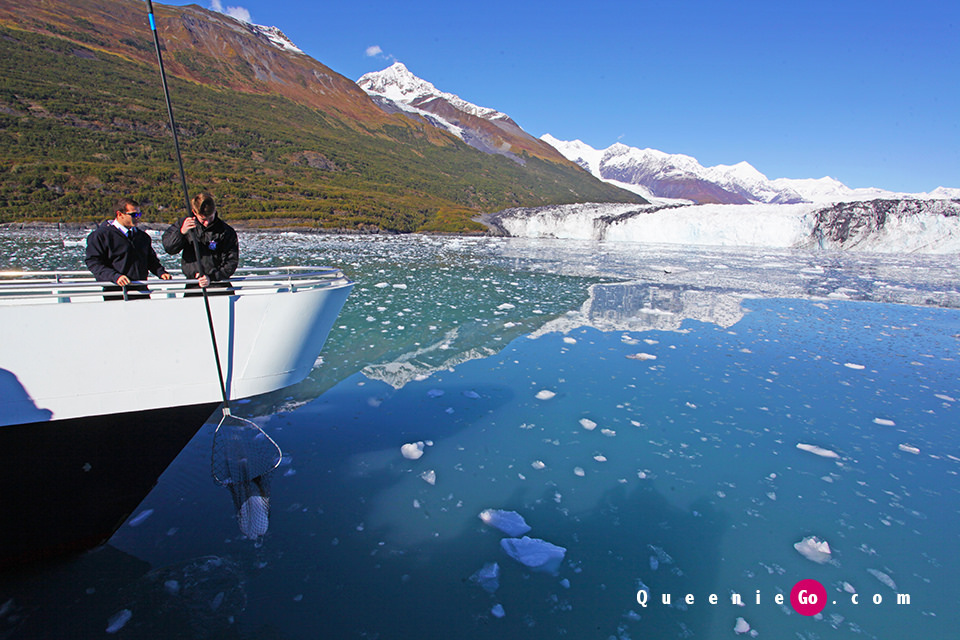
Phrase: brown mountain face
[
  {"left": 0, "top": 0, "right": 643, "bottom": 229},
  {"left": 0, "top": 0, "right": 414, "bottom": 131}
]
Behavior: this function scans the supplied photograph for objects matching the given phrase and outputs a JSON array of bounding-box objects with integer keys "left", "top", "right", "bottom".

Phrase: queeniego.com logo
[{"left": 636, "top": 578, "right": 913, "bottom": 615}]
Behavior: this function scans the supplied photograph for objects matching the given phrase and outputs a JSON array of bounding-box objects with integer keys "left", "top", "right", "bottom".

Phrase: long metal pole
[{"left": 145, "top": 0, "right": 229, "bottom": 410}]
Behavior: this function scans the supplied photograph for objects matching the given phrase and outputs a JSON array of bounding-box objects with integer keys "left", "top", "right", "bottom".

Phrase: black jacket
[
  {"left": 85, "top": 222, "right": 168, "bottom": 284},
  {"left": 162, "top": 216, "right": 239, "bottom": 281}
]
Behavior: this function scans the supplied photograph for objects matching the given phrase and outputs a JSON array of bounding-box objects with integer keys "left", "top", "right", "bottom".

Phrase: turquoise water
[{"left": 1, "top": 230, "right": 958, "bottom": 639}]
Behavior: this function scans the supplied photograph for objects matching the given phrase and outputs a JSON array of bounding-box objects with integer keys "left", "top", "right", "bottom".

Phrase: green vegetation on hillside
[{"left": 0, "top": 26, "right": 640, "bottom": 231}]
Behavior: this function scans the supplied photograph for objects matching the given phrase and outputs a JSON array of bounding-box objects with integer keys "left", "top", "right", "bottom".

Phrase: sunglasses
[{"left": 119, "top": 210, "right": 142, "bottom": 218}]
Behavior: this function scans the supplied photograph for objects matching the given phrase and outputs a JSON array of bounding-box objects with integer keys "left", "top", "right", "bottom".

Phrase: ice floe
[
  {"left": 469, "top": 562, "right": 501, "bottom": 593},
  {"left": 796, "top": 443, "right": 840, "bottom": 459},
  {"left": 535, "top": 389, "right": 556, "bottom": 400},
  {"left": 873, "top": 417, "right": 896, "bottom": 426},
  {"left": 106, "top": 609, "right": 132, "bottom": 634},
  {"left": 500, "top": 536, "right": 566, "bottom": 574},
  {"left": 128, "top": 509, "right": 154, "bottom": 527},
  {"left": 579, "top": 418, "right": 597, "bottom": 431},
  {"left": 794, "top": 536, "right": 833, "bottom": 564},
  {"left": 626, "top": 352, "right": 657, "bottom": 360},
  {"left": 401, "top": 441, "right": 426, "bottom": 460},
  {"left": 479, "top": 509, "right": 532, "bottom": 536},
  {"left": 420, "top": 470, "right": 436, "bottom": 485},
  {"left": 844, "top": 363, "right": 866, "bottom": 370},
  {"left": 867, "top": 568, "right": 897, "bottom": 590},
  {"left": 898, "top": 444, "right": 920, "bottom": 454},
  {"left": 734, "top": 616, "right": 751, "bottom": 635},
  {"left": 490, "top": 603, "right": 505, "bottom": 618}
]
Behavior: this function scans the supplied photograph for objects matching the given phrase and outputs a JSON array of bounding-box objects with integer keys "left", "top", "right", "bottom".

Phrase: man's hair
[
  {"left": 117, "top": 197, "right": 139, "bottom": 212},
  {"left": 191, "top": 191, "right": 216, "bottom": 217}
]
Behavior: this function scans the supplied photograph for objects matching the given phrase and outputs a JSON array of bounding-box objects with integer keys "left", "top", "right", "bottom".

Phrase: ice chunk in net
[
  {"left": 479, "top": 509, "right": 532, "bottom": 536},
  {"left": 500, "top": 536, "right": 566, "bottom": 574}
]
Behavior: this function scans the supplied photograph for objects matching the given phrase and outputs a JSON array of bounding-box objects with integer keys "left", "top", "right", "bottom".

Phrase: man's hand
[
  {"left": 116, "top": 275, "right": 131, "bottom": 286},
  {"left": 160, "top": 273, "right": 172, "bottom": 280},
  {"left": 195, "top": 272, "right": 210, "bottom": 288},
  {"left": 180, "top": 216, "right": 198, "bottom": 234}
]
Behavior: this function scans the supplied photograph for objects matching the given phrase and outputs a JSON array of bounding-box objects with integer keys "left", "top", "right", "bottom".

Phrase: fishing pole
[{"left": 145, "top": 0, "right": 229, "bottom": 410}]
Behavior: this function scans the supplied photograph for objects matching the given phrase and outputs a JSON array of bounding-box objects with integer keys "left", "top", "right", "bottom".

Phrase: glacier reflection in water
[{"left": 1, "top": 230, "right": 958, "bottom": 639}]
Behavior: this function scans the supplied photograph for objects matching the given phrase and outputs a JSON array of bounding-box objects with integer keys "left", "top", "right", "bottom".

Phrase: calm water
[{"left": 1, "top": 230, "right": 959, "bottom": 639}]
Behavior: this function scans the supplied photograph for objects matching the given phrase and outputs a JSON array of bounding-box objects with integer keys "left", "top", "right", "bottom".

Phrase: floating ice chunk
[
  {"left": 935, "top": 394, "right": 955, "bottom": 402},
  {"left": 873, "top": 417, "right": 896, "bottom": 426},
  {"left": 392, "top": 283, "right": 407, "bottom": 289},
  {"left": 601, "top": 429, "right": 616, "bottom": 437},
  {"left": 500, "top": 536, "right": 566, "bottom": 574},
  {"left": 593, "top": 455, "right": 607, "bottom": 462},
  {"left": 579, "top": 418, "right": 597, "bottom": 431},
  {"left": 401, "top": 441, "right": 426, "bottom": 460},
  {"left": 650, "top": 556, "right": 659, "bottom": 571},
  {"left": 469, "top": 562, "right": 501, "bottom": 593},
  {"left": 420, "top": 470, "right": 436, "bottom": 485},
  {"left": 239, "top": 495, "right": 269, "bottom": 538},
  {"left": 374, "top": 282, "right": 389, "bottom": 288},
  {"left": 844, "top": 362, "right": 865, "bottom": 370},
  {"left": 796, "top": 443, "right": 840, "bottom": 459},
  {"left": 490, "top": 603, "right": 505, "bottom": 618},
  {"left": 560, "top": 578, "right": 570, "bottom": 589},
  {"left": 843, "top": 581, "right": 856, "bottom": 594},
  {"left": 479, "top": 509, "right": 532, "bottom": 536},
  {"left": 535, "top": 390, "right": 556, "bottom": 400},
  {"left": 573, "top": 467, "right": 585, "bottom": 477},
  {"left": 626, "top": 353, "right": 657, "bottom": 360},
  {"left": 734, "top": 617, "right": 750, "bottom": 635},
  {"left": 867, "top": 568, "right": 897, "bottom": 591},
  {"left": 794, "top": 536, "right": 832, "bottom": 564},
  {"left": 427, "top": 389, "right": 445, "bottom": 398},
  {"left": 497, "top": 303, "right": 515, "bottom": 310},
  {"left": 128, "top": 509, "right": 154, "bottom": 527},
  {"left": 898, "top": 444, "right": 920, "bottom": 455},
  {"left": 106, "top": 609, "right": 132, "bottom": 634},
  {"left": 563, "top": 336, "right": 577, "bottom": 344},
  {"left": 531, "top": 460, "right": 546, "bottom": 470},
  {"left": 462, "top": 390, "right": 481, "bottom": 399}
]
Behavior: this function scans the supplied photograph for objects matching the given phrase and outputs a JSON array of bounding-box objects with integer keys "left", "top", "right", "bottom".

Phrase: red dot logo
[{"left": 791, "top": 579, "right": 827, "bottom": 616}]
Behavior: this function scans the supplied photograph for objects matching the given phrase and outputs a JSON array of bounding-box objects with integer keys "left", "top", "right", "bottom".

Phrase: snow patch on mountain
[
  {"left": 542, "top": 135, "right": 958, "bottom": 206},
  {"left": 252, "top": 24, "right": 304, "bottom": 54},
  {"left": 359, "top": 63, "right": 509, "bottom": 122}
]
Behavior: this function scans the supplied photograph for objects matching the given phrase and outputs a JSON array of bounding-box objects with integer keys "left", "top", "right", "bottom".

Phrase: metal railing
[{"left": 0, "top": 267, "right": 351, "bottom": 304}]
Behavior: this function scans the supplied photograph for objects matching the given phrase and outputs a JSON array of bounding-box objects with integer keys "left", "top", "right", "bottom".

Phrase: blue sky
[{"left": 172, "top": 0, "right": 957, "bottom": 192}]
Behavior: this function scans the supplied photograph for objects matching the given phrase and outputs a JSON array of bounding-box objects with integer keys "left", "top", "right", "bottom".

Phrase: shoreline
[{"left": 0, "top": 220, "right": 495, "bottom": 237}]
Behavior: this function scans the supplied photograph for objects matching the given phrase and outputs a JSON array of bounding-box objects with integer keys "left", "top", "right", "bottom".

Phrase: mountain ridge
[
  {"left": 542, "top": 135, "right": 960, "bottom": 205},
  {"left": 0, "top": 0, "right": 642, "bottom": 229},
  {"left": 358, "top": 62, "right": 576, "bottom": 166}
]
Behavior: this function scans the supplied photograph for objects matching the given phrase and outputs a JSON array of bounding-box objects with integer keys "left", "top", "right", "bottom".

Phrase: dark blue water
[{"left": 1, "top": 231, "right": 958, "bottom": 639}]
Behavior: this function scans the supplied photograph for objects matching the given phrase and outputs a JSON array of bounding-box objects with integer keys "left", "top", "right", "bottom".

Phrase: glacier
[{"left": 483, "top": 199, "right": 960, "bottom": 253}]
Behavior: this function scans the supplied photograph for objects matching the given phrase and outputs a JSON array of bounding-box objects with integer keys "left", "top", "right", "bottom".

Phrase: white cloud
[
  {"left": 210, "top": 1, "right": 252, "bottom": 24},
  {"left": 365, "top": 45, "right": 395, "bottom": 62}
]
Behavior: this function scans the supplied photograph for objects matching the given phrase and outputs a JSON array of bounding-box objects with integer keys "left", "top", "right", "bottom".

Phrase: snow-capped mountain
[
  {"left": 250, "top": 24, "right": 304, "bottom": 54},
  {"left": 357, "top": 63, "right": 572, "bottom": 165},
  {"left": 542, "top": 135, "right": 957, "bottom": 206}
]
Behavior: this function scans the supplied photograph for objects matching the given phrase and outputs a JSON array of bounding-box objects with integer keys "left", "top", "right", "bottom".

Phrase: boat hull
[
  {"left": 0, "top": 402, "right": 219, "bottom": 568},
  {"left": 0, "top": 269, "right": 354, "bottom": 567}
]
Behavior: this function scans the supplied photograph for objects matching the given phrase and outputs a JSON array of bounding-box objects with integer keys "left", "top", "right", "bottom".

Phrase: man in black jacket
[
  {"left": 162, "top": 192, "right": 239, "bottom": 291},
  {"left": 85, "top": 197, "right": 172, "bottom": 299}
]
